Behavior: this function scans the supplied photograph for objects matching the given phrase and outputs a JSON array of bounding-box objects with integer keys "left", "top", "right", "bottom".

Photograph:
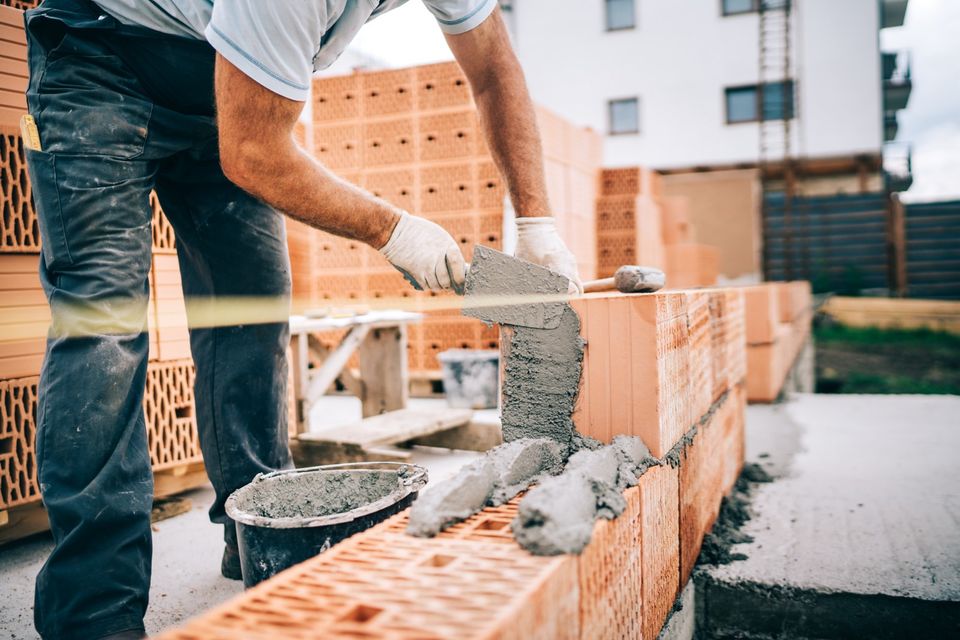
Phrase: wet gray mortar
[{"left": 406, "top": 246, "right": 659, "bottom": 554}]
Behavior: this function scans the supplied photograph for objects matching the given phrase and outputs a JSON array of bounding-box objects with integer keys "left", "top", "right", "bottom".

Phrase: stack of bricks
[
  {"left": 0, "top": 2, "right": 203, "bottom": 543},
  {"left": 596, "top": 167, "right": 720, "bottom": 288},
  {"left": 742, "top": 281, "right": 813, "bottom": 402},
  {"left": 156, "top": 287, "right": 749, "bottom": 640},
  {"left": 292, "top": 62, "right": 602, "bottom": 373}
]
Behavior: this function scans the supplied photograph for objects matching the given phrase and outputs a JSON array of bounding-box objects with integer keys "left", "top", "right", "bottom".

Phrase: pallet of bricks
[
  {"left": 742, "top": 281, "right": 813, "bottom": 402},
  {"left": 289, "top": 62, "right": 602, "bottom": 378},
  {"left": 0, "top": 2, "right": 204, "bottom": 544},
  {"left": 156, "top": 287, "right": 748, "bottom": 640},
  {"left": 596, "top": 167, "right": 720, "bottom": 288}
]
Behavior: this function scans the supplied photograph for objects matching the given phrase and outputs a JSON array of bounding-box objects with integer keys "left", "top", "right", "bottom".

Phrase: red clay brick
[
  {"left": 156, "top": 530, "right": 580, "bottom": 640},
  {"left": 572, "top": 292, "right": 692, "bottom": 458},
  {"left": 664, "top": 243, "right": 719, "bottom": 289},
  {"left": 638, "top": 462, "right": 680, "bottom": 640}
]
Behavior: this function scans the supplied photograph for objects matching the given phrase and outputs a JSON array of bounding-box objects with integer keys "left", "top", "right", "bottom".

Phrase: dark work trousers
[{"left": 24, "top": 2, "right": 293, "bottom": 638}]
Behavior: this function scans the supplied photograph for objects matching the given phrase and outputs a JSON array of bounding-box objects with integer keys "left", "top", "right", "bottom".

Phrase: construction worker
[{"left": 23, "top": 1, "right": 581, "bottom": 638}]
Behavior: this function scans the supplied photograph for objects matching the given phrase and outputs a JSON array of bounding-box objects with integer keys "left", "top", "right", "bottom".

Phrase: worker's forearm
[
  {"left": 474, "top": 69, "right": 551, "bottom": 218},
  {"left": 227, "top": 138, "right": 400, "bottom": 249}
]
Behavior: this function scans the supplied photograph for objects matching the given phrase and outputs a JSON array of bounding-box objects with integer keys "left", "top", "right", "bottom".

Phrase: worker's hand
[
  {"left": 379, "top": 211, "right": 467, "bottom": 293},
  {"left": 514, "top": 217, "right": 583, "bottom": 294}
]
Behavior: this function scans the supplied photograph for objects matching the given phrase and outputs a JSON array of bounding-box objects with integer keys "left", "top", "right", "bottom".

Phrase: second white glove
[
  {"left": 514, "top": 217, "right": 583, "bottom": 294},
  {"left": 379, "top": 211, "right": 467, "bottom": 293}
]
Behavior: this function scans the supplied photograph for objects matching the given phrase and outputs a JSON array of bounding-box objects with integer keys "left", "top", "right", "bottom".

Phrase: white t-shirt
[{"left": 91, "top": 0, "right": 497, "bottom": 101}]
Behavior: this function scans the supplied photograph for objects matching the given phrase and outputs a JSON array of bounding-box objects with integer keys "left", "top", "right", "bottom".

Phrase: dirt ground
[{"left": 815, "top": 323, "right": 960, "bottom": 395}]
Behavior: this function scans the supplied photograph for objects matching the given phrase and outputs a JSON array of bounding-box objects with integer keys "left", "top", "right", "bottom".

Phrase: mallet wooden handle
[
  {"left": 581, "top": 265, "right": 666, "bottom": 294},
  {"left": 582, "top": 277, "right": 617, "bottom": 293}
]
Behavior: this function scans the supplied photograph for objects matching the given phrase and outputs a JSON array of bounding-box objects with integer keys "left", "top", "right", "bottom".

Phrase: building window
[
  {"left": 609, "top": 97, "right": 639, "bottom": 135},
  {"left": 722, "top": 0, "right": 790, "bottom": 16},
  {"left": 605, "top": 0, "right": 635, "bottom": 31},
  {"left": 725, "top": 81, "right": 794, "bottom": 123}
]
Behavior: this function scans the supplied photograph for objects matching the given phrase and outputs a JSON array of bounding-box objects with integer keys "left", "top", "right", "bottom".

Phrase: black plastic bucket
[{"left": 225, "top": 462, "right": 428, "bottom": 588}]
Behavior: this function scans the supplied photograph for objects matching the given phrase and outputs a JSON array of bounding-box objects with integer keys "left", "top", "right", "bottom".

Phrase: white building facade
[{"left": 502, "top": 0, "right": 909, "bottom": 171}]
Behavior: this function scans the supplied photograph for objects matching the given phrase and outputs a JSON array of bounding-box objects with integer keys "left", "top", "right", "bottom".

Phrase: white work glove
[
  {"left": 514, "top": 217, "right": 583, "bottom": 294},
  {"left": 379, "top": 211, "right": 467, "bottom": 293}
]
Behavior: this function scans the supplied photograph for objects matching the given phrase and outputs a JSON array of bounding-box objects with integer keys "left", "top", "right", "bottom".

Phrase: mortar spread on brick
[
  {"left": 406, "top": 437, "right": 564, "bottom": 537},
  {"left": 512, "top": 436, "right": 657, "bottom": 555},
  {"left": 407, "top": 246, "right": 661, "bottom": 554}
]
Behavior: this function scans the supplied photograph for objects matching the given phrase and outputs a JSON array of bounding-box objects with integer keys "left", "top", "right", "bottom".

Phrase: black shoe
[
  {"left": 221, "top": 544, "right": 243, "bottom": 581},
  {"left": 97, "top": 630, "right": 146, "bottom": 640}
]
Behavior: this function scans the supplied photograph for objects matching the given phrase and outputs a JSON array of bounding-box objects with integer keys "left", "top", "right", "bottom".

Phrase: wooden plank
[
  {"left": 0, "top": 56, "right": 27, "bottom": 78},
  {"left": 153, "top": 462, "right": 208, "bottom": 499},
  {"left": 0, "top": 6, "right": 25, "bottom": 29},
  {"left": 298, "top": 407, "right": 473, "bottom": 448},
  {"left": 0, "top": 40, "right": 26, "bottom": 62},
  {"left": 0, "top": 23, "right": 25, "bottom": 45},
  {"left": 407, "top": 419, "right": 503, "bottom": 452},
  {"left": 0, "top": 103, "right": 22, "bottom": 129},
  {"left": 0, "top": 501, "right": 48, "bottom": 547},
  {"left": 304, "top": 325, "right": 370, "bottom": 402},
  {"left": 357, "top": 325, "right": 408, "bottom": 418}
]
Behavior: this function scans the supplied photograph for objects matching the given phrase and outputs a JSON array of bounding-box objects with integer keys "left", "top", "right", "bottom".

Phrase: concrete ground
[
  {"left": 3, "top": 394, "right": 959, "bottom": 638},
  {"left": 698, "top": 393, "right": 960, "bottom": 639}
]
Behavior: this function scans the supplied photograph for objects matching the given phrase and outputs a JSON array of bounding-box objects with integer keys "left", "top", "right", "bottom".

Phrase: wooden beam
[{"left": 358, "top": 326, "right": 409, "bottom": 417}]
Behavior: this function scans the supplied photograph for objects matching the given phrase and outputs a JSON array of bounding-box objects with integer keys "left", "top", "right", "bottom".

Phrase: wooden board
[
  {"left": 822, "top": 295, "right": 960, "bottom": 334},
  {"left": 298, "top": 407, "right": 473, "bottom": 448}
]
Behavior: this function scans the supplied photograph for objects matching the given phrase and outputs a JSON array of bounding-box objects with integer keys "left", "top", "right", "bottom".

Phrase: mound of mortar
[
  {"left": 406, "top": 438, "right": 565, "bottom": 537},
  {"left": 511, "top": 435, "right": 657, "bottom": 555}
]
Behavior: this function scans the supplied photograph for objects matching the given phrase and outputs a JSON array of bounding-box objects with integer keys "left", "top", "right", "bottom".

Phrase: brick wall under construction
[{"left": 154, "top": 286, "right": 755, "bottom": 640}]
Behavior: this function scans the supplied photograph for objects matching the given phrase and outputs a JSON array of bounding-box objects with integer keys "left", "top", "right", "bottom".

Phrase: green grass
[{"left": 814, "top": 324, "right": 960, "bottom": 395}]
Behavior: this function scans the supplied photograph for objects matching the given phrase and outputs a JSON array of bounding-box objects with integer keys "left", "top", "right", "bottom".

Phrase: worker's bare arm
[
  {"left": 214, "top": 54, "right": 399, "bottom": 249},
  {"left": 445, "top": 8, "right": 550, "bottom": 218}
]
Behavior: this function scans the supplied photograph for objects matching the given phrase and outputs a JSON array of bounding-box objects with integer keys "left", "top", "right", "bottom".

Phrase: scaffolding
[{"left": 758, "top": 0, "right": 799, "bottom": 280}]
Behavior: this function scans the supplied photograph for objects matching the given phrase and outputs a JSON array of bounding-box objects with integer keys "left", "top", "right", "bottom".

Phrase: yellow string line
[{"left": 20, "top": 291, "right": 576, "bottom": 339}]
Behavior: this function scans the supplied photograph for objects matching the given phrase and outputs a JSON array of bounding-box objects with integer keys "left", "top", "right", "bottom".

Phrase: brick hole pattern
[
  {"left": 361, "top": 69, "right": 415, "bottom": 118},
  {"left": 0, "top": 361, "right": 201, "bottom": 509},
  {"left": 599, "top": 168, "right": 641, "bottom": 197},
  {"left": 0, "top": 376, "right": 39, "bottom": 509},
  {"left": 596, "top": 232, "right": 637, "bottom": 276},
  {"left": 151, "top": 192, "right": 177, "bottom": 252},
  {"left": 2, "top": 130, "right": 175, "bottom": 254},
  {"left": 0, "top": 132, "right": 38, "bottom": 252},
  {"left": 363, "top": 118, "right": 415, "bottom": 167},
  {"left": 0, "top": 1, "right": 39, "bottom": 10},
  {"left": 596, "top": 196, "right": 637, "bottom": 233},
  {"left": 156, "top": 531, "right": 577, "bottom": 640},
  {"left": 578, "top": 486, "right": 642, "bottom": 640},
  {"left": 141, "top": 360, "right": 203, "bottom": 470}
]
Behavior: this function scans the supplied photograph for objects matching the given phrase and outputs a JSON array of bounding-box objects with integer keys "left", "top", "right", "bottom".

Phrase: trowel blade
[{"left": 462, "top": 245, "right": 570, "bottom": 330}]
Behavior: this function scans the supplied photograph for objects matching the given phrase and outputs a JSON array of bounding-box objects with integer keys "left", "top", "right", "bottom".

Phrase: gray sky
[
  {"left": 881, "top": 0, "right": 960, "bottom": 202},
  {"left": 349, "top": 1, "right": 958, "bottom": 203}
]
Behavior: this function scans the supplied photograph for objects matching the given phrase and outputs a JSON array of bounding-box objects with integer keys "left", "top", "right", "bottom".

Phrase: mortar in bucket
[{"left": 225, "top": 462, "right": 428, "bottom": 587}]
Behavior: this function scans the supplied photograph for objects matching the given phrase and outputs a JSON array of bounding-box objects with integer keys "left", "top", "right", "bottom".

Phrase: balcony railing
[
  {"left": 882, "top": 50, "right": 912, "bottom": 112},
  {"left": 883, "top": 141, "right": 913, "bottom": 193}
]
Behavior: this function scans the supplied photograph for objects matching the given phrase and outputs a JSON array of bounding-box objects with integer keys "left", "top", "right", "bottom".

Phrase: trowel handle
[{"left": 582, "top": 277, "right": 616, "bottom": 293}]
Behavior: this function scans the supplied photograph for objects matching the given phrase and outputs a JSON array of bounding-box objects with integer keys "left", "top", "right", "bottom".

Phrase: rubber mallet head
[{"left": 582, "top": 266, "right": 666, "bottom": 294}]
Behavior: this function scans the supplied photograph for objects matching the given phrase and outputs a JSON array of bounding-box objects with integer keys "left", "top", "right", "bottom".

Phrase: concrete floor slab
[{"left": 699, "top": 393, "right": 960, "bottom": 639}]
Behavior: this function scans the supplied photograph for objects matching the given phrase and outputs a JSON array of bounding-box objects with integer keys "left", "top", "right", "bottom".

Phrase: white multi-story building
[{"left": 502, "top": 0, "right": 910, "bottom": 178}]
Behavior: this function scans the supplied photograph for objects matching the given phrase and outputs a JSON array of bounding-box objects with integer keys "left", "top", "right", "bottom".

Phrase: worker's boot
[
  {"left": 96, "top": 630, "right": 146, "bottom": 640},
  {"left": 221, "top": 545, "right": 243, "bottom": 581}
]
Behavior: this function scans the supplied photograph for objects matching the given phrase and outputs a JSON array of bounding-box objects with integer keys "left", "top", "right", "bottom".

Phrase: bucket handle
[{"left": 253, "top": 461, "right": 428, "bottom": 489}]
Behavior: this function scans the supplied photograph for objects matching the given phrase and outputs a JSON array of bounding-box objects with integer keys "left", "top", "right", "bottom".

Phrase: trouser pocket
[{"left": 25, "top": 148, "right": 73, "bottom": 271}]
